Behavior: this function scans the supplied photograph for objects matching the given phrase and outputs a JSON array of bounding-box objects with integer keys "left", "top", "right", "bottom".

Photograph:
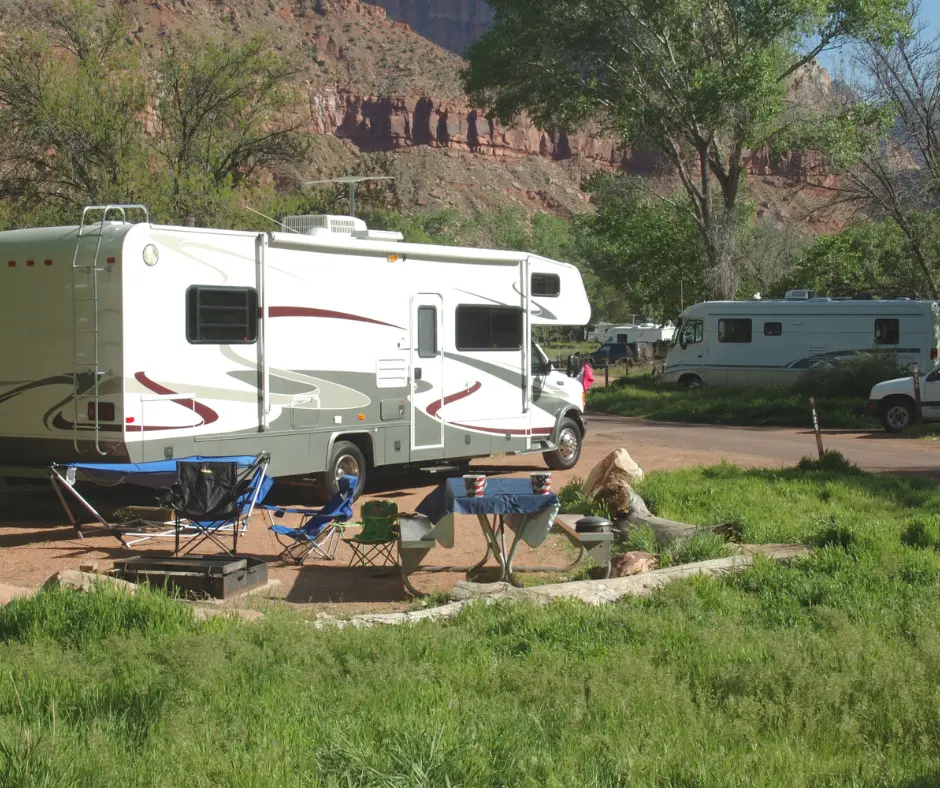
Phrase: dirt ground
[{"left": 2, "top": 414, "right": 936, "bottom": 615}]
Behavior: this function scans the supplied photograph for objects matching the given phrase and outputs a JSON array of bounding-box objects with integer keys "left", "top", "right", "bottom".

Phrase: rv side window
[
  {"left": 186, "top": 286, "right": 258, "bottom": 344},
  {"left": 874, "top": 318, "right": 899, "bottom": 345},
  {"left": 764, "top": 322, "right": 782, "bottom": 336},
  {"left": 616, "top": 333, "right": 629, "bottom": 343},
  {"left": 417, "top": 306, "right": 437, "bottom": 358},
  {"left": 455, "top": 306, "right": 523, "bottom": 351},
  {"left": 718, "top": 318, "right": 752, "bottom": 343},
  {"left": 531, "top": 273, "right": 560, "bottom": 297}
]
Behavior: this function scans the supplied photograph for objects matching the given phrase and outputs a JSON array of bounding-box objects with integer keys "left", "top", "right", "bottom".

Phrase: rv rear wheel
[
  {"left": 880, "top": 397, "right": 914, "bottom": 434},
  {"left": 543, "top": 418, "right": 582, "bottom": 471},
  {"left": 320, "top": 441, "right": 367, "bottom": 502}
]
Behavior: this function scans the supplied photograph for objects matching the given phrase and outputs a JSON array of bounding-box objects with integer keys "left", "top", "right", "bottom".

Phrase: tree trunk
[{"left": 623, "top": 488, "right": 740, "bottom": 544}]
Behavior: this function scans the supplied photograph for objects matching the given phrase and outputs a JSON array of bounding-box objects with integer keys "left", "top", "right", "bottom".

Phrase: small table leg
[
  {"left": 503, "top": 514, "right": 531, "bottom": 588},
  {"left": 470, "top": 513, "right": 505, "bottom": 581}
]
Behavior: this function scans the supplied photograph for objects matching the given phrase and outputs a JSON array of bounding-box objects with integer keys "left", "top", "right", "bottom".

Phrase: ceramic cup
[
  {"left": 530, "top": 471, "right": 552, "bottom": 494},
  {"left": 463, "top": 474, "right": 486, "bottom": 497}
]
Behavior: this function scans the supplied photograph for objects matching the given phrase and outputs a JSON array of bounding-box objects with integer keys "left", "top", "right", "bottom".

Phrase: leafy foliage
[{"left": 464, "top": 0, "right": 909, "bottom": 297}]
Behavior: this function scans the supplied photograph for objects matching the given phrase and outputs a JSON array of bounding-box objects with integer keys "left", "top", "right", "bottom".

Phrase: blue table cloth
[{"left": 417, "top": 476, "right": 561, "bottom": 549}]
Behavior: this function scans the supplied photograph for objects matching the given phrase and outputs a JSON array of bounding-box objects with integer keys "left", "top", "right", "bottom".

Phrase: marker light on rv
[{"left": 142, "top": 244, "right": 159, "bottom": 266}]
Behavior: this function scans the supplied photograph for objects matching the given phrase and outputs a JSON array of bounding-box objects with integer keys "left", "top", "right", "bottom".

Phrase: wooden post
[
  {"left": 809, "top": 397, "right": 824, "bottom": 458},
  {"left": 604, "top": 361, "right": 609, "bottom": 387},
  {"left": 913, "top": 363, "right": 922, "bottom": 425}
]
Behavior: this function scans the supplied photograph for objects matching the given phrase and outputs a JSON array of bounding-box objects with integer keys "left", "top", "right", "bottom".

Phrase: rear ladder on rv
[{"left": 70, "top": 204, "right": 149, "bottom": 455}]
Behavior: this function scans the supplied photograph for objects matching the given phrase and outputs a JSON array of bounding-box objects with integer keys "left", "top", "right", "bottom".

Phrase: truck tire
[
  {"left": 318, "top": 441, "right": 367, "bottom": 502},
  {"left": 680, "top": 374, "right": 703, "bottom": 389},
  {"left": 543, "top": 417, "right": 583, "bottom": 471},
  {"left": 880, "top": 397, "right": 915, "bottom": 434}
]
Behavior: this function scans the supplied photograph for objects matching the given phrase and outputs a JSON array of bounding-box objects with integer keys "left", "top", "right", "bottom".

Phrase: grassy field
[
  {"left": 588, "top": 373, "right": 874, "bottom": 428},
  {"left": 4, "top": 455, "right": 940, "bottom": 785}
]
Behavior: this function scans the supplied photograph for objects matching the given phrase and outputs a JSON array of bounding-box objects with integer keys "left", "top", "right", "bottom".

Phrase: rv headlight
[{"left": 142, "top": 244, "right": 159, "bottom": 267}]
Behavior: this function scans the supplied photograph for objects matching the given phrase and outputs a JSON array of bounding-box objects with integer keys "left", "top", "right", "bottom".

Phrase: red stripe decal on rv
[
  {"left": 131, "top": 373, "right": 220, "bottom": 428},
  {"left": 426, "top": 382, "right": 482, "bottom": 417},
  {"left": 268, "top": 306, "right": 403, "bottom": 330}
]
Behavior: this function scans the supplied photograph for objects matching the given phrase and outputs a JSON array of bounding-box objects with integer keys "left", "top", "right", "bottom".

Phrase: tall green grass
[
  {"left": 3, "top": 459, "right": 940, "bottom": 785},
  {"left": 589, "top": 374, "right": 872, "bottom": 428}
]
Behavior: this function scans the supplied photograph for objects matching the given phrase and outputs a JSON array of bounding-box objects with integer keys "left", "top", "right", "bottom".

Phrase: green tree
[
  {"left": 774, "top": 216, "right": 940, "bottom": 298},
  {"left": 150, "top": 34, "right": 309, "bottom": 225},
  {"left": 575, "top": 175, "right": 710, "bottom": 320},
  {"left": 0, "top": 0, "right": 147, "bottom": 221},
  {"left": 463, "top": 0, "right": 909, "bottom": 298}
]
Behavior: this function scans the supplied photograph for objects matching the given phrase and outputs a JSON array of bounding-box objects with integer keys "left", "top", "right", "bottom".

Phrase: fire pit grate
[{"left": 113, "top": 555, "right": 268, "bottom": 600}]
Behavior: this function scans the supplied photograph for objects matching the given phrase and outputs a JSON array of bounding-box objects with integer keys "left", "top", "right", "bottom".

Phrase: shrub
[
  {"left": 794, "top": 351, "right": 908, "bottom": 400},
  {"left": 797, "top": 450, "right": 861, "bottom": 475}
]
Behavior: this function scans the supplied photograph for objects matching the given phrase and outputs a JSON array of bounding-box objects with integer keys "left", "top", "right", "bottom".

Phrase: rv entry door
[{"left": 410, "top": 294, "right": 445, "bottom": 454}]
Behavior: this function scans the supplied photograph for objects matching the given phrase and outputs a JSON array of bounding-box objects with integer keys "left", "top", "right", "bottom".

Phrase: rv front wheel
[
  {"left": 880, "top": 397, "right": 914, "bottom": 434},
  {"left": 543, "top": 418, "right": 582, "bottom": 471},
  {"left": 322, "top": 441, "right": 367, "bottom": 501},
  {"left": 680, "top": 374, "right": 703, "bottom": 389}
]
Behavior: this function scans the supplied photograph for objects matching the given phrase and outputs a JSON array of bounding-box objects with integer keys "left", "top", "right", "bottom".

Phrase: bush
[
  {"left": 794, "top": 351, "right": 908, "bottom": 400},
  {"left": 797, "top": 450, "right": 862, "bottom": 475}
]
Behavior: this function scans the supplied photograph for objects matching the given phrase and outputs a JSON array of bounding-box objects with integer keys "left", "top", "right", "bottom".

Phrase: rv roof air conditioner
[
  {"left": 784, "top": 289, "right": 817, "bottom": 300},
  {"left": 280, "top": 214, "right": 368, "bottom": 236}
]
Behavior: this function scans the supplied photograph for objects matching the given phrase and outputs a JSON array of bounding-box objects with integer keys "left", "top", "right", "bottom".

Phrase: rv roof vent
[
  {"left": 351, "top": 229, "right": 405, "bottom": 241},
  {"left": 280, "top": 214, "right": 368, "bottom": 236},
  {"left": 785, "top": 289, "right": 817, "bottom": 300}
]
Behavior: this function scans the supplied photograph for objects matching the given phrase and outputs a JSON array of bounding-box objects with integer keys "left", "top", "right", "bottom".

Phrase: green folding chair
[{"left": 344, "top": 500, "right": 399, "bottom": 567}]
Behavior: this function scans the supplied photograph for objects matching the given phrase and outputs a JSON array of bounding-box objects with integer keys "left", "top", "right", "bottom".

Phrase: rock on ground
[
  {"left": 0, "top": 584, "right": 38, "bottom": 605},
  {"left": 44, "top": 570, "right": 137, "bottom": 595},
  {"left": 611, "top": 551, "right": 659, "bottom": 577},
  {"left": 191, "top": 606, "right": 265, "bottom": 622},
  {"left": 582, "top": 448, "right": 645, "bottom": 515}
]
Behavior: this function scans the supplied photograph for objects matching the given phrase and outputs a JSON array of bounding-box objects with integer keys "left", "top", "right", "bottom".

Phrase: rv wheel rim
[
  {"left": 558, "top": 427, "right": 579, "bottom": 461},
  {"left": 886, "top": 405, "right": 910, "bottom": 430},
  {"left": 335, "top": 454, "right": 360, "bottom": 481}
]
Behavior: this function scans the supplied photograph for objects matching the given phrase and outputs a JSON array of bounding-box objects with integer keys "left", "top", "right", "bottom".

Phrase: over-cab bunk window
[
  {"left": 456, "top": 305, "right": 523, "bottom": 351},
  {"left": 186, "top": 286, "right": 258, "bottom": 344},
  {"left": 531, "top": 273, "right": 560, "bottom": 297}
]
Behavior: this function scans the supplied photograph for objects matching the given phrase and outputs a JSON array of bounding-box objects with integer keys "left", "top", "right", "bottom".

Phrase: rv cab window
[
  {"left": 186, "top": 286, "right": 258, "bottom": 344},
  {"left": 531, "top": 273, "right": 560, "bottom": 297},
  {"left": 764, "top": 322, "right": 782, "bottom": 336},
  {"left": 679, "top": 320, "right": 703, "bottom": 346},
  {"left": 874, "top": 319, "right": 899, "bottom": 345},
  {"left": 718, "top": 318, "right": 752, "bottom": 343},
  {"left": 455, "top": 305, "right": 523, "bottom": 351},
  {"left": 417, "top": 306, "right": 438, "bottom": 358}
]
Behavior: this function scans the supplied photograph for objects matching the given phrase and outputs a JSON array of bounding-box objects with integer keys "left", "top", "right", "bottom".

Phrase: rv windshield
[
  {"left": 532, "top": 341, "right": 552, "bottom": 375},
  {"left": 671, "top": 319, "right": 682, "bottom": 347}
]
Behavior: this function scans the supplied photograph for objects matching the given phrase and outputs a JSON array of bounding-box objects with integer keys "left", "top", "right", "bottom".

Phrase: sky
[{"left": 817, "top": 3, "right": 940, "bottom": 75}]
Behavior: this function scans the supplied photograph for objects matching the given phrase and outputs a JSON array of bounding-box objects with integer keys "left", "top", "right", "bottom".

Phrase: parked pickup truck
[{"left": 867, "top": 368, "right": 940, "bottom": 432}]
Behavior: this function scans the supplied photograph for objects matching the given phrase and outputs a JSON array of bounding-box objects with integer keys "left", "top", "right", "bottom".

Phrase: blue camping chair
[
  {"left": 262, "top": 475, "right": 357, "bottom": 564},
  {"left": 165, "top": 453, "right": 272, "bottom": 556}
]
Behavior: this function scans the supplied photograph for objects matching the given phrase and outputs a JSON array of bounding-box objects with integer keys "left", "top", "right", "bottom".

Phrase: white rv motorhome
[
  {"left": 0, "top": 205, "right": 591, "bottom": 499},
  {"left": 663, "top": 294, "right": 940, "bottom": 388},
  {"left": 600, "top": 322, "right": 676, "bottom": 345}
]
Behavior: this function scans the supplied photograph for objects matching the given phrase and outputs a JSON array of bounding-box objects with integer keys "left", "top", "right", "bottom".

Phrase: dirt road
[
  {"left": 1, "top": 414, "right": 936, "bottom": 607},
  {"left": 583, "top": 413, "right": 940, "bottom": 477}
]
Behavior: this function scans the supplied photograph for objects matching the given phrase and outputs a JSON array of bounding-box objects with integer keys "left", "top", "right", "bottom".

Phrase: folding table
[{"left": 415, "top": 477, "right": 562, "bottom": 587}]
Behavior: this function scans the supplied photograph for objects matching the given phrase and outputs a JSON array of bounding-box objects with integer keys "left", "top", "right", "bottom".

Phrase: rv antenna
[
  {"left": 302, "top": 175, "right": 395, "bottom": 217},
  {"left": 244, "top": 205, "right": 300, "bottom": 233}
]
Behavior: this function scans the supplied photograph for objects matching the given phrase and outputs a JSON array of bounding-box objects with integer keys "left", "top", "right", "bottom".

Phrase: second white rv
[{"left": 663, "top": 295, "right": 940, "bottom": 388}]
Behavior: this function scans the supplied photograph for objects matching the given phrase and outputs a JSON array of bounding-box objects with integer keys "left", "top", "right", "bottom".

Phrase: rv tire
[
  {"left": 880, "top": 397, "right": 914, "bottom": 434},
  {"left": 680, "top": 374, "right": 703, "bottom": 389},
  {"left": 543, "top": 417, "right": 582, "bottom": 471},
  {"left": 322, "top": 441, "right": 367, "bottom": 501}
]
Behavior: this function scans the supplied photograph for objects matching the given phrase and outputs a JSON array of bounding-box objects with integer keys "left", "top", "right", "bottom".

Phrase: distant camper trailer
[{"left": 663, "top": 294, "right": 940, "bottom": 389}]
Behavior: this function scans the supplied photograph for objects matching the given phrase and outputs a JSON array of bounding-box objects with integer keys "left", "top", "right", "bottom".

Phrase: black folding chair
[{"left": 165, "top": 454, "right": 271, "bottom": 555}]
